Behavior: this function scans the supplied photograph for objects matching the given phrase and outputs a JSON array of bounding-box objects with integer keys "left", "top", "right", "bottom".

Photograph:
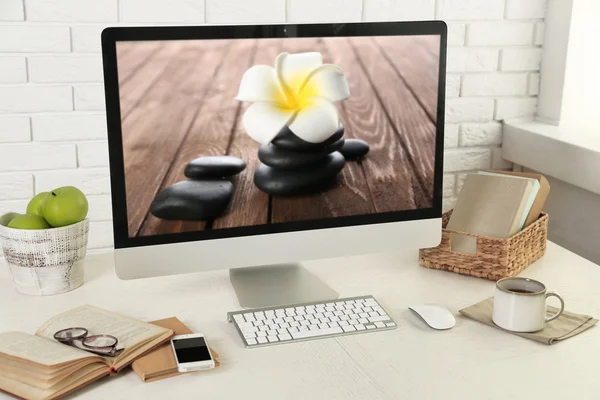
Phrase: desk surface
[{"left": 1, "top": 242, "right": 598, "bottom": 400}]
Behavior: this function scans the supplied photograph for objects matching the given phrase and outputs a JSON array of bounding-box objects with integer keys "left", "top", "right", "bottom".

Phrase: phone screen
[{"left": 172, "top": 337, "right": 211, "bottom": 363}]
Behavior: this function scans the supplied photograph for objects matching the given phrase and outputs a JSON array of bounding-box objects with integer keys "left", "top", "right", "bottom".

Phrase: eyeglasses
[{"left": 54, "top": 327, "right": 123, "bottom": 357}]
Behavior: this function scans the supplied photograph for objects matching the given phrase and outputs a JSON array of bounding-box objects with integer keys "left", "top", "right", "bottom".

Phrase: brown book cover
[
  {"left": 132, "top": 317, "right": 220, "bottom": 383},
  {"left": 486, "top": 170, "right": 550, "bottom": 227}
]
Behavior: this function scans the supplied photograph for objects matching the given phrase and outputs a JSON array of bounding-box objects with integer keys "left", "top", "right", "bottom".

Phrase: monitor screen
[{"left": 114, "top": 33, "right": 442, "bottom": 241}]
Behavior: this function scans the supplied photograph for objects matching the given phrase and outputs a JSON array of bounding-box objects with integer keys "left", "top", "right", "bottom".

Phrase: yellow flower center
[{"left": 278, "top": 73, "right": 320, "bottom": 111}]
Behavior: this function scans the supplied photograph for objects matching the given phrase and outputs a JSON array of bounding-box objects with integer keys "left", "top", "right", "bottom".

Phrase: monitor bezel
[{"left": 101, "top": 21, "right": 447, "bottom": 250}]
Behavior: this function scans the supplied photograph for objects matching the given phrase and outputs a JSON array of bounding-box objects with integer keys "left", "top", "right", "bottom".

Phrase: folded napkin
[{"left": 459, "top": 297, "right": 598, "bottom": 345}]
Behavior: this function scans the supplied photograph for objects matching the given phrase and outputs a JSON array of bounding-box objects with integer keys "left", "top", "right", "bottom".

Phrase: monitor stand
[{"left": 229, "top": 264, "right": 339, "bottom": 309}]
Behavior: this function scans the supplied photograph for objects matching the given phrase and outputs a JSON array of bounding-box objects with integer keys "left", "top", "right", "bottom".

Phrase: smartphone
[{"left": 170, "top": 333, "right": 215, "bottom": 372}]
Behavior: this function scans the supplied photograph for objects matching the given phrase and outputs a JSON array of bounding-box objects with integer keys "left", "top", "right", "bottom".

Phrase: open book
[{"left": 0, "top": 305, "right": 173, "bottom": 400}]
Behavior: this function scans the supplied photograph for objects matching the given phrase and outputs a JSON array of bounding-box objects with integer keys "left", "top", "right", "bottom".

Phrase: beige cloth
[{"left": 459, "top": 297, "right": 598, "bottom": 345}]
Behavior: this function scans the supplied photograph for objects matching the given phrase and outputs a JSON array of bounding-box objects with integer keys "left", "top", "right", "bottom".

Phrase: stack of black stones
[
  {"left": 254, "top": 124, "right": 370, "bottom": 195},
  {"left": 150, "top": 156, "right": 246, "bottom": 221},
  {"left": 149, "top": 125, "right": 370, "bottom": 222}
]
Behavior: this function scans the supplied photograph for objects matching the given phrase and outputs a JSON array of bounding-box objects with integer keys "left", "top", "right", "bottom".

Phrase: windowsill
[{"left": 502, "top": 121, "right": 600, "bottom": 195}]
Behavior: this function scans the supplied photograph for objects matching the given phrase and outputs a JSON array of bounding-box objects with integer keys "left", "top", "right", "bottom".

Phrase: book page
[
  {"left": 0, "top": 332, "right": 93, "bottom": 367},
  {"left": 35, "top": 305, "right": 169, "bottom": 359}
]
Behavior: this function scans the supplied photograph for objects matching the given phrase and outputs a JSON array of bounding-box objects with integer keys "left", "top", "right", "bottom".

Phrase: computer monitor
[{"left": 101, "top": 22, "right": 446, "bottom": 308}]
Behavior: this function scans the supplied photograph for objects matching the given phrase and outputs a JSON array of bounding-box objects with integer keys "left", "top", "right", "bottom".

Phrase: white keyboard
[{"left": 227, "top": 295, "right": 397, "bottom": 348}]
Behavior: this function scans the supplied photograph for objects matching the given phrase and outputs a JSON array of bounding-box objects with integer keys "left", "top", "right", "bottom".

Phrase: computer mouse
[{"left": 408, "top": 305, "right": 456, "bottom": 330}]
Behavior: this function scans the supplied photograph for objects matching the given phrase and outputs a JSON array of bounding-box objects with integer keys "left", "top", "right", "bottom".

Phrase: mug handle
[{"left": 545, "top": 291, "right": 565, "bottom": 323}]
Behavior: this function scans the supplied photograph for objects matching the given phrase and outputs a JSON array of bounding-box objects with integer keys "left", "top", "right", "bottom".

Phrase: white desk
[{"left": 1, "top": 242, "right": 598, "bottom": 400}]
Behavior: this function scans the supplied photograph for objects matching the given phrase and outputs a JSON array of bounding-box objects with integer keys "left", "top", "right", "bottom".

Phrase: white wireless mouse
[{"left": 408, "top": 305, "right": 456, "bottom": 330}]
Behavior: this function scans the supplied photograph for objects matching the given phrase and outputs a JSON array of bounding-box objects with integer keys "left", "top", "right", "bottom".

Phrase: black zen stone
[
  {"left": 254, "top": 152, "right": 346, "bottom": 196},
  {"left": 339, "top": 139, "right": 370, "bottom": 160},
  {"left": 271, "top": 124, "right": 345, "bottom": 152},
  {"left": 184, "top": 156, "right": 246, "bottom": 179},
  {"left": 258, "top": 144, "right": 331, "bottom": 170},
  {"left": 150, "top": 180, "right": 233, "bottom": 220}
]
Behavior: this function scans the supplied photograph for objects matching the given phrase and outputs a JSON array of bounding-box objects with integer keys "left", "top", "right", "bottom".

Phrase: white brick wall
[{"left": 0, "top": 0, "right": 547, "bottom": 250}]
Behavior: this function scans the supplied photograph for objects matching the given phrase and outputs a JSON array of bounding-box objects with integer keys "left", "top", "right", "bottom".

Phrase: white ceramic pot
[{"left": 0, "top": 219, "right": 89, "bottom": 296}]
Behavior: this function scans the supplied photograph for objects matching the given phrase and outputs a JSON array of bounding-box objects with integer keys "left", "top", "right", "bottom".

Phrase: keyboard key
[
  {"left": 267, "top": 335, "right": 279, "bottom": 343},
  {"left": 305, "top": 314, "right": 315, "bottom": 320},
  {"left": 325, "top": 306, "right": 335, "bottom": 312},
  {"left": 342, "top": 325, "right": 356, "bottom": 332},
  {"left": 359, "top": 313, "right": 369, "bottom": 318},
  {"left": 300, "top": 320, "right": 310, "bottom": 326},
  {"left": 297, "top": 310, "right": 307, "bottom": 315},
  {"left": 309, "top": 325, "right": 319, "bottom": 331},
  {"left": 267, "top": 330, "right": 278, "bottom": 336},
  {"left": 355, "top": 324, "right": 366, "bottom": 331},
  {"left": 285, "top": 308, "right": 295, "bottom": 312},
  {"left": 278, "top": 329, "right": 288, "bottom": 335},
  {"left": 335, "top": 306, "right": 345, "bottom": 311},
  {"left": 264, "top": 319, "right": 274, "bottom": 326},
  {"left": 268, "top": 324, "right": 278, "bottom": 330},
  {"left": 279, "top": 334, "right": 292, "bottom": 341},
  {"left": 365, "top": 325, "right": 376, "bottom": 330},
  {"left": 319, "top": 323, "right": 329, "bottom": 329},
  {"left": 244, "top": 332, "right": 257, "bottom": 338},
  {"left": 256, "top": 314, "right": 266, "bottom": 321},
  {"left": 320, "top": 317, "right": 330, "bottom": 323},
  {"left": 290, "top": 321, "right": 300, "bottom": 327},
  {"left": 294, "top": 316, "right": 304, "bottom": 321},
  {"left": 334, "top": 310, "right": 344, "bottom": 316},
  {"left": 331, "top": 316, "right": 340, "bottom": 322},
  {"left": 246, "top": 338, "right": 257, "bottom": 345},
  {"left": 253, "top": 321, "right": 264, "bottom": 327},
  {"left": 356, "top": 298, "right": 365, "bottom": 303},
  {"left": 368, "top": 315, "right": 391, "bottom": 323},
  {"left": 289, "top": 327, "right": 299, "bottom": 333},
  {"left": 348, "top": 319, "right": 358, "bottom": 325},
  {"left": 241, "top": 327, "right": 258, "bottom": 333},
  {"left": 245, "top": 315, "right": 256, "bottom": 322},
  {"left": 280, "top": 322, "right": 290, "bottom": 328},
  {"left": 340, "top": 315, "right": 349, "bottom": 321},
  {"left": 257, "top": 337, "right": 268, "bottom": 344},
  {"left": 326, "top": 302, "right": 335, "bottom": 307},
  {"left": 257, "top": 331, "right": 267, "bottom": 337},
  {"left": 314, "top": 313, "right": 324, "bottom": 319},
  {"left": 344, "top": 310, "right": 353, "bottom": 315},
  {"left": 274, "top": 318, "right": 284, "bottom": 324},
  {"left": 374, "top": 322, "right": 386, "bottom": 328},
  {"left": 363, "top": 307, "right": 373, "bottom": 312},
  {"left": 233, "top": 314, "right": 244, "bottom": 323},
  {"left": 284, "top": 316, "right": 294, "bottom": 322},
  {"left": 299, "top": 326, "right": 308, "bottom": 331},
  {"left": 359, "top": 318, "right": 368, "bottom": 324},
  {"left": 324, "top": 311, "right": 334, "bottom": 318},
  {"left": 349, "top": 314, "right": 360, "bottom": 320},
  {"left": 259, "top": 326, "right": 269, "bottom": 331},
  {"left": 291, "top": 326, "right": 343, "bottom": 339},
  {"left": 386, "top": 322, "right": 396, "bottom": 327},
  {"left": 339, "top": 320, "right": 349, "bottom": 326},
  {"left": 329, "top": 322, "right": 339, "bottom": 328},
  {"left": 238, "top": 321, "right": 253, "bottom": 328},
  {"left": 369, "top": 311, "right": 380, "bottom": 317}
]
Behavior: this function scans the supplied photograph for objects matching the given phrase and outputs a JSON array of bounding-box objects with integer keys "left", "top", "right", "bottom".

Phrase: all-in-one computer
[{"left": 101, "top": 22, "right": 446, "bottom": 318}]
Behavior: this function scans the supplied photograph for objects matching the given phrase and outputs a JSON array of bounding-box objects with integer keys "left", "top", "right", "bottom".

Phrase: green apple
[
  {"left": 8, "top": 214, "right": 51, "bottom": 230},
  {"left": 42, "top": 186, "right": 89, "bottom": 228},
  {"left": 0, "top": 212, "right": 20, "bottom": 227},
  {"left": 26, "top": 192, "right": 50, "bottom": 216}
]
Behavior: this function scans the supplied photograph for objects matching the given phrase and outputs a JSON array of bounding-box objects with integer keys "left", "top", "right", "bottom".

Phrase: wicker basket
[
  {"left": 419, "top": 211, "right": 548, "bottom": 281},
  {"left": 0, "top": 219, "right": 89, "bottom": 296}
]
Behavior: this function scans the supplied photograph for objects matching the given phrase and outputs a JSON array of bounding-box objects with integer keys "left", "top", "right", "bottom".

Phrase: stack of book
[
  {"left": 0, "top": 305, "right": 174, "bottom": 400},
  {"left": 447, "top": 170, "right": 550, "bottom": 254}
]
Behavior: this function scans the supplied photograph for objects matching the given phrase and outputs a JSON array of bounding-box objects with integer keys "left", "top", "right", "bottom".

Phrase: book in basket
[{"left": 0, "top": 305, "right": 174, "bottom": 400}]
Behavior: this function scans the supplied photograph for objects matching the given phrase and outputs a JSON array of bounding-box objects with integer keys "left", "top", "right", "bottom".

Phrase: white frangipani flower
[{"left": 236, "top": 52, "right": 350, "bottom": 145}]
